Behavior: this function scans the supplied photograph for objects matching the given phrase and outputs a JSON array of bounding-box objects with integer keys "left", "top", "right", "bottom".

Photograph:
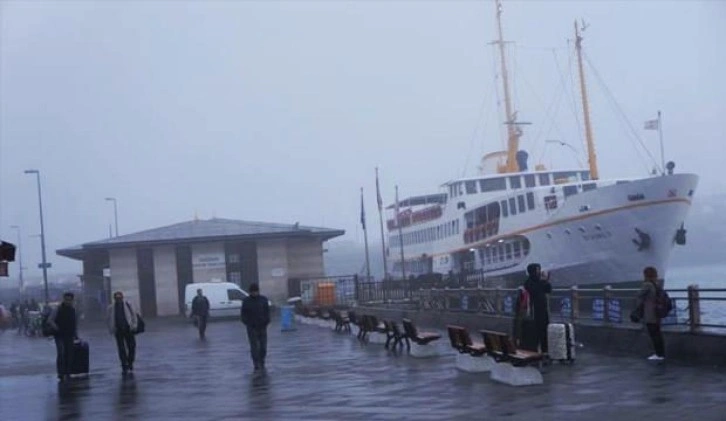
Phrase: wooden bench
[
  {"left": 402, "top": 319, "right": 441, "bottom": 358},
  {"left": 447, "top": 325, "right": 494, "bottom": 373},
  {"left": 480, "top": 330, "right": 544, "bottom": 386},
  {"left": 447, "top": 325, "right": 486, "bottom": 356},
  {"left": 328, "top": 309, "right": 350, "bottom": 333},
  {"left": 384, "top": 320, "right": 408, "bottom": 350},
  {"left": 480, "top": 330, "right": 543, "bottom": 367}
]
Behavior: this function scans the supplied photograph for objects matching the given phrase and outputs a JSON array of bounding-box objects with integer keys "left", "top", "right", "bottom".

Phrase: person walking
[
  {"left": 523, "top": 263, "right": 552, "bottom": 354},
  {"left": 107, "top": 291, "right": 138, "bottom": 374},
  {"left": 46, "top": 292, "right": 78, "bottom": 382},
  {"left": 636, "top": 266, "right": 665, "bottom": 361},
  {"left": 191, "top": 288, "right": 210, "bottom": 339},
  {"left": 240, "top": 283, "right": 270, "bottom": 371}
]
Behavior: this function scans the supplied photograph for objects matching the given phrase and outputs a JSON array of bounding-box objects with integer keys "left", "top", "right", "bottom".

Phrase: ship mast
[
  {"left": 494, "top": 0, "right": 520, "bottom": 173},
  {"left": 574, "top": 21, "right": 600, "bottom": 180}
]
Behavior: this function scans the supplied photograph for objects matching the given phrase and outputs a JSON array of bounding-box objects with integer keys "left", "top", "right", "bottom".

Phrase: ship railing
[{"left": 359, "top": 285, "right": 726, "bottom": 333}]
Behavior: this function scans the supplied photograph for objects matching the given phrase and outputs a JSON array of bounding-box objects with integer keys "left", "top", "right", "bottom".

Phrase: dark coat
[
  {"left": 636, "top": 280, "right": 659, "bottom": 324},
  {"left": 191, "top": 296, "right": 210, "bottom": 317},
  {"left": 524, "top": 276, "right": 552, "bottom": 324},
  {"left": 241, "top": 295, "right": 270, "bottom": 329},
  {"left": 48, "top": 303, "right": 77, "bottom": 338}
]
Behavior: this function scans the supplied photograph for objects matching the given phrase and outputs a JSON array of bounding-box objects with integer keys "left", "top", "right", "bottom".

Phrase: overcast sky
[{"left": 1, "top": 0, "right": 724, "bottom": 277}]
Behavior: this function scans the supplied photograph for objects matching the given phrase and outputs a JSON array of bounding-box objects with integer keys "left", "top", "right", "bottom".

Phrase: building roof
[{"left": 57, "top": 218, "right": 345, "bottom": 260}]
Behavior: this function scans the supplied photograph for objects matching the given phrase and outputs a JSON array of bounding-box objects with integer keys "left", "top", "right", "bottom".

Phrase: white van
[{"left": 184, "top": 282, "right": 273, "bottom": 319}]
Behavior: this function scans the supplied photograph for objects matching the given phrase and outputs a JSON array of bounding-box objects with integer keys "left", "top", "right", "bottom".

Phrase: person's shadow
[
  {"left": 57, "top": 377, "right": 90, "bottom": 418},
  {"left": 115, "top": 374, "right": 138, "bottom": 413},
  {"left": 248, "top": 369, "right": 272, "bottom": 411}
]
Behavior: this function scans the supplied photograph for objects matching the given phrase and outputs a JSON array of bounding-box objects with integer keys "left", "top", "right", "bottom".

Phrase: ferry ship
[{"left": 386, "top": 1, "right": 698, "bottom": 288}]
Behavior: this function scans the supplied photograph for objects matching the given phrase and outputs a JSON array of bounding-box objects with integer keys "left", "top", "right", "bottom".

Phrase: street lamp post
[
  {"left": 105, "top": 197, "right": 118, "bottom": 237},
  {"left": 24, "top": 169, "right": 49, "bottom": 304},
  {"left": 9, "top": 225, "right": 23, "bottom": 292}
]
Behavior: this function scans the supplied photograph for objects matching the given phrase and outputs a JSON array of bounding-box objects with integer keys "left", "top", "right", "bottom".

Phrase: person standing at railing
[
  {"left": 523, "top": 263, "right": 552, "bottom": 354},
  {"left": 635, "top": 266, "right": 665, "bottom": 361}
]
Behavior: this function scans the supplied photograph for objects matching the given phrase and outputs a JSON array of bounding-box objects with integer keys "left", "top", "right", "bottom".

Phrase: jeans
[
  {"left": 246, "top": 327, "right": 267, "bottom": 369},
  {"left": 54, "top": 335, "right": 75, "bottom": 376},
  {"left": 115, "top": 329, "right": 136, "bottom": 369},
  {"left": 646, "top": 323, "right": 665, "bottom": 357},
  {"left": 196, "top": 315, "right": 208, "bottom": 339}
]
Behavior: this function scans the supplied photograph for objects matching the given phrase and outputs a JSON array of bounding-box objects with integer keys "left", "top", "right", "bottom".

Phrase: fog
[{"left": 1, "top": 1, "right": 724, "bottom": 279}]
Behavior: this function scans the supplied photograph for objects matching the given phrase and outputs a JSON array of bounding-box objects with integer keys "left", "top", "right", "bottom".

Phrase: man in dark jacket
[
  {"left": 191, "top": 288, "right": 210, "bottom": 339},
  {"left": 47, "top": 292, "right": 78, "bottom": 382},
  {"left": 240, "top": 283, "right": 270, "bottom": 371},
  {"left": 523, "top": 263, "right": 552, "bottom": 353}
]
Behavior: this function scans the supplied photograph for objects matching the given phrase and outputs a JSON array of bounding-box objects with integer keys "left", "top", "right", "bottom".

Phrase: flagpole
[
  {"left": 658, "top": 110, "right": 665, "bottom": 175},
  {"left": 375, "top": 167, "right": 388, "bottom": 280},
  {"left": 361, "top": 188, "right": 372, "bottom": 283},
  {"left": 395, "top": 185, "right": 406, "bottom": 280}
]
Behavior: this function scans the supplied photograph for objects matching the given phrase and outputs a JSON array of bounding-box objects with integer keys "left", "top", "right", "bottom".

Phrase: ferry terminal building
[{"left": 57, "top": 218, "right": 344, "bottom": 318}]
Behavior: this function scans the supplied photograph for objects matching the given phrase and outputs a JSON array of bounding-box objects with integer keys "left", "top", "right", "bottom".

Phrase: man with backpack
[
  {"left": 636, "top": 266, "right": 667, "bottom": 361},
  {"left": 107, "top": 291, "right": 139, "bottom": 374}
]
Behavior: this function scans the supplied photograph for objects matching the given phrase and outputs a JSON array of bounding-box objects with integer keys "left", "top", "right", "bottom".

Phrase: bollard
[
  {"left": 570, "top": 286, "right": 579, "bottom": 321},
  {"left": 603, "top": 286, "right": 612, "bottom": 324},
  {"left": 687, "top": 284, "right": 701, "bottom": 333},
  {"left": 280, "top": 305, "right": 296, "bottom": 332}
]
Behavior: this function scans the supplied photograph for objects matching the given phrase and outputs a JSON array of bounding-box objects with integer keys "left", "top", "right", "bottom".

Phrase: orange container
[{"left": 315, "top": 283, "right": 336, "bottom": 306}]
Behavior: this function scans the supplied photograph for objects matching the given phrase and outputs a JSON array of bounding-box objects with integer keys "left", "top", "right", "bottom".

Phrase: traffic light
[{"left": 0, "top": 241, "right": 16, "bottom": 262}]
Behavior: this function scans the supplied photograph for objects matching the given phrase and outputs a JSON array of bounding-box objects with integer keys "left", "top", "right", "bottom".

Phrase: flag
[
  {"left": 644, "top": 119, "right": 659, "bottom": 130},
  {"left": 360, "top": 188, "right": 366, "bottom": 230},
  {"left": 375, "top": 167, "right": 383, "bottom": 211}
]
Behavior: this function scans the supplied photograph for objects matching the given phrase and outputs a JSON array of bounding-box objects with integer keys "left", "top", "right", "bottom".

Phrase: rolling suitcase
[
  {"left": 547, "top": 323, "right": 575, "bottom": 363},
  {"left": 71, "top": 340, "right": 90, "bottom": 376}
]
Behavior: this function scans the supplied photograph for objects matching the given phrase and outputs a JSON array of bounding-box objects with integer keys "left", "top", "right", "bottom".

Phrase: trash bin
[{"left": 280, "top": 305, "right": 296, "bottom": 332}]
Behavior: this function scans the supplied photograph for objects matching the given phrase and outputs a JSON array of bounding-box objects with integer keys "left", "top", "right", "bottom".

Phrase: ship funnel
[{"left": 516, "top": 150, "right": 529, "bottom": 171}]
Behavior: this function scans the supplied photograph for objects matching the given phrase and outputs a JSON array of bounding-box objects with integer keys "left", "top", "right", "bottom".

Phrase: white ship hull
[{"left": 389, "top": 173, "right": 698, "bottom": 288}]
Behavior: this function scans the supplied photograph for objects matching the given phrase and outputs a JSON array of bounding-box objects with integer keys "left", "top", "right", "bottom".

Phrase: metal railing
[{"left": 405, "top": 285, "right": 726, "bottom": 333}]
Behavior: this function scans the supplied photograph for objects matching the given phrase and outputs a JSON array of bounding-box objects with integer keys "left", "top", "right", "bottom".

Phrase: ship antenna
[
  {"left": 574, "top": 19, "right": 600, "bottom": 180},
  {"left": 494, "top": 0, "right": 520, "bottom": 173}
]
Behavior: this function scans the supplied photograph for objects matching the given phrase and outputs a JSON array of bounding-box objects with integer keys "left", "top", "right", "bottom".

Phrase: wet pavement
[{"left": 2, "top": 317, "right": 726, "bottom": 420}]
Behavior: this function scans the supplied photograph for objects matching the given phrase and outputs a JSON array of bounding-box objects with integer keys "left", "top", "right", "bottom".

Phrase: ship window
[
  {"left": 499, "top": 245, "right": 506, "bottom": 262},
  {"left": 580, "top": 171, "right": 591, "bottom": 181},
  {"left": 509, "top": 197, "right": 517, "bottom": 215},
  {"left": 513, "top": 242, "right": 521, "bottom": 258},
  {"left": 538, "top": 173, "right": 551, "bottom": 186},
  {"left": 505, "top": 243, "right": 513, "bottom": 260},
  {"left": 465, "top": 181, "right": 478, "bottom": 194},
  {"left": 526, "top": 192, "right": 535, "bottom": 210},
  {"left": 458, "top": 183, "right": 464, "bottom": 196},
  {"left": 518, "top": 195, "right": 526, "bottom": 213},
  {"left": 479, "top": 177, "right": 507, "bottom": 192},
  {"left": 554, "top": 171, "right": 578, "bottom": 184},
  {"left": 582, "top": 182, "right": 597, "bottom": 192},
  {"left": 509, "top": 176, "right": 522, "bottom": 189},
  {"left": 544, "top": 195, "right": 557, "bottom": 210},
  {"left": 450, "top": 185, "right": 456, "bottom": 198},
  {"left": 465, "top": 212, "right": 475, "bottom": 229},
  {"left": 492, "top": 246, "right": 498, "bottom": 262},
  {"left": 501, "top": 200, "right": 509, "bottom": 217},
  {"left": 524, "top": 175, "right": 536, "bottom": 188},
  {"left": 564, "top": 185, "right": 578, "bottom": 197}
]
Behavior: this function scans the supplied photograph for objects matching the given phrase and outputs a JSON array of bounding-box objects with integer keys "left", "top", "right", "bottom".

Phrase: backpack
[
  {"left": 515, "top": 287, "right": 533, "bottom": 319},
  {"left": 650, "top": 281, "right": 673, "bottom": 319},
  {"left": 41, "top": 307, "right": 56, "bottom": 337}
]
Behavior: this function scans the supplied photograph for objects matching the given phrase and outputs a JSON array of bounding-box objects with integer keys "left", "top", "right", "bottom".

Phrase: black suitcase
[{"left": 71, "top": 340, "right": 89, "bottom": 375}]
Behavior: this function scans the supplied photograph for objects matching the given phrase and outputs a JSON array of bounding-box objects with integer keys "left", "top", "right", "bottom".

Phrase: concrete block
[
  {"left": 368, "top": 332, "right": 388, "bottom": 345},
  {"left": 456, "top": 353, "right": 495, "bottom": 373},
  {"left": 410, "top": 341, "right": 441, "bottom": 358},
  {"left": 490, "top": 362, "right": 543, "bottom": 386}
]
